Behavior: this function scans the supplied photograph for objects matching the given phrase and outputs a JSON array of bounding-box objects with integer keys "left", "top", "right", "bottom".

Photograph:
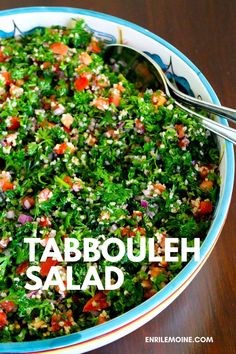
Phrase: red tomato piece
[
  {"left": 135, "top": 119, "right": 145, "bottom": 133},
  {"left": 50, "top": 42, "right": 69, "bottom": 56},
  {"left": 175, "top": 124, "right": 185, "bottom": 138},
  {"left": 0, "top": 51, "right": 5, "bottom": 62},
  {"left": 41, "top": 61, "right": 52, "bottom": 69},
  {"left": 16, "top": 261, "right": 29, "bottom": 275},
  {"left": 51, "top": 311, "right": 73, "bottom": 332},
  {"left": 40, "top": 258, "right": 59, "bottom": 277},
  {"left": 53, "top": 142, "right": 68, "bottom": 155},
  {"left": 199, "top": 165, "right": 211, "bottom": 179},
  {"left": 0, "top": 178, "right": 14, "bottom": 192},
  {"left": 21, "top": 196, "right": 35, "bottom": 209},
  {"left": 92, "top": 97, "right": 109, "bottom": 110},
  {"left": 1, "top": 72, "right": 12, "bottom": 86},
  {"left": 178, "top": 137, "right": 190, "bottom": 148},
  {"left": 39, "top": 216, "right": 51, "bottom": 228},
  {"left": 38, "top": 188, "right": 52, "bottom": 203},
  {"left": 0, "top": 311, "right": 7, "bottom": 329},
  {"left": 121, "top": 226, "right": 130, "bottom": 237},
  {"left": 7, "top": 116, "right": 20, "bottom": 131},
  {"left": 0, "top": 301, "right": 16, "bottom": 313},
  {"left": 74, "top": 76, "right": 89, "bottom": 91},
  {"left": 51, "top": 314, "right": 61, "bottom": 332},
  {"left": 90, "top": 39, "right": 101, "bottom": 53},
  {"left": 200, "top": 180, "right": 214, "bottom": 191},
  {"left": 109, "top": 91, "right": 120, "bottom": 107},
  {"left": 63, "top": 176, "right": 73, "bottom": 187},
  {"left": 143, "top": 289, "right": 157, "bottom": 299},
  {"left": 130, "top": 227, "right": 146, "bottom": 237},
  {"left": 83, "top": 292, "right": 110, "bottom": 312},
  {"left": 153, "top": 183, "right": 166, "bottom": 194},
  {"left": 199, "top": 201, "right": 213, "bottom": 214}
]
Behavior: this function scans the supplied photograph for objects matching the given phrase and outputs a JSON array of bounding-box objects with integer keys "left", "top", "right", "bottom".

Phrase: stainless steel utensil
[{"left": 104, "top": 44, "right": 236, "bottom": 144}]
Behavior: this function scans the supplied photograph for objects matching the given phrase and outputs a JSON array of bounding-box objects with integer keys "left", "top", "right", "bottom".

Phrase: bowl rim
[{"left": 0, "top": 6, "right": 234, "bottom": 353}]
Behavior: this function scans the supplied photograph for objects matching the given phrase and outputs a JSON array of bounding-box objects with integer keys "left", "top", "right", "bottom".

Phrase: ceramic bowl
[{"left": 0, "top": 6, "right": 234, "bottom": 354}]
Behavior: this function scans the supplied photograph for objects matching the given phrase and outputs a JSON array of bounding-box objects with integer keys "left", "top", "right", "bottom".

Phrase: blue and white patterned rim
[{"left": 0, "top": 6, "right": 234, "bottom": 353}]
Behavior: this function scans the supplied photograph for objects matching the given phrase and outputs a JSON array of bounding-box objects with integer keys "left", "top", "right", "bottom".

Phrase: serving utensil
[{"left": 104, "top": 44, "right": 236, "bottom": 144}]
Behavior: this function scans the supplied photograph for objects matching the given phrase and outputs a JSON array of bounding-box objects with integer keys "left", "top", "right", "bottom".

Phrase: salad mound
[{"left": 0, "top": 19, "right": 219, "bottom": 341}]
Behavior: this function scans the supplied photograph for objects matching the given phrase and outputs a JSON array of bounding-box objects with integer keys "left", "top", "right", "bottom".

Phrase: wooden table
[{"left": 1, "top": 1, "right": 235, "bottom": 353}]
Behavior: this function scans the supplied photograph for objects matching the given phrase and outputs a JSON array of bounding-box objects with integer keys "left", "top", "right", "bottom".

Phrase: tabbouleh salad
[{"left": 0, "top": 19, "right": 219, "bottom": 341}]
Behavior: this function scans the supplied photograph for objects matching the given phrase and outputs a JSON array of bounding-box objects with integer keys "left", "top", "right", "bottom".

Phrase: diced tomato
[
  {"left": 92, "top": 97, "right": 109, "bottom": 111},
  {"left": 160, "top": 260, "right": 168, "bottom": 267},
  {"left": 135, "top": 119, "right": 145, "bottom": 134},
  {"left": 40, "top": 258, "right": 59, "bottom": 277},
  {"left": 52, "top": 63, "right": 60, "bottom": 73},
  {"left": 7, "top": 116, "right": 20, "bottom": 131},
  {"left": 9, "top": 85, "right": 23, "bottom": 98},
  {"left": 0, "top": 311, "right": 7, "bottom": 329},
  {"left": 98, "top": 313, "right": 107, "bottom": 324},
  {"left": 130, "top": 227, "right": 146, "bottom": 237},
  {"left": 1, "top": 72, "right": 12, "bottom": 86},
  {"left": 74, "top": 76, "right": 89, "bottom": 91},
  {"left": 0, "top": 51, "right": 5, "bottom": 63},
  {"left": 141, "top": 279, "right": 152, "bottom": 289},
  {"left": 143, "top": 289, "right": 157, "bottom": 299},
  {"left": 53, "top": 142, "right": 69, "bottom": 155},
  {"left": 200, "top": 180, "right": 214, "bottom": 191},
  {"left": 199, "top": 201, "right": 213, "bottom": 215},
  {"left": 175, "top": 124, "right": 185, "bottom": 139},
  {"left": 89, "top": 38, "right": 101, "bottom": 53},
  {"left": 16, "top": 261, "right": 29, "bottom": 275},
  {"left": 105, "top": 129, "right": 119, "bottom": 139},
  {"left": 39, "top": 216, "right": 51, "bottom": 228},
  {"left": 149, "top": 266, "right": 162, "bottom": 278},
  {"left": 178, "top": 137, "right": 190, "bottom": 148},
  {"left": 199, "top": 165, "right": 210, "bottom": 179},
  {"left": 38, "top": 188, "right": 52, "bottom": 203},
  {"left": 51, "top": 311, "right": 73, "bottom": 332},
  {"left": 51, "top": 314, "right": 61, "bottom": 332},
  {"left": 50, "top": 42, "right": 69, "bottom": 56},
  {"left": 151, "top": 93, "right": 167, "bottom": 107},
  {"left": 132, "top": 210, "right": 143, "bottom": 221},
  {"left": 83, "top": 292, "right": 110, "bottom": 312},
  {"left": 21, "top": 196, "right": 35, "bottom": 209},
  {"left": 41, "top": 61, "right": 52, "bottom": 69},
  {"left": 0, "top": 301, "right": 16, "bottom": 313},
  {"left": 114, "top": 83, "right": 125, "bottom": 92},
  {"left": 121, "top": 226, "right": 130, "bottom": 237},
  {"left": 79, "top": 52, "right": 92, "bottom": 65},
  {"left": 0, "top": 178, "right": 14, "bottom": 192},
  {"left": 86, "top": 134, "right": 97, "bottom": 146},
  {"left": 63, "top": 176, "right": 73, "bottom": 187},
  {"left": 109, "top": 91, "right": 120, "bottom": 107},
  {"left": 153, "top": 183, "right": 166, "bottom": 194}
]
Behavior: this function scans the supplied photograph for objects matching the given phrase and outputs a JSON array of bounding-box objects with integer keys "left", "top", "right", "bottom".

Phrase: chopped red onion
[{"left": 18, "top": 214, "right": 33, "bottom": 225}]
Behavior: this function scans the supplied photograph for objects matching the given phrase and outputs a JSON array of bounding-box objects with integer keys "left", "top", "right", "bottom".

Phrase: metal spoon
[{"left": 103, "top": 44, "right": 236, "bottom": 144}]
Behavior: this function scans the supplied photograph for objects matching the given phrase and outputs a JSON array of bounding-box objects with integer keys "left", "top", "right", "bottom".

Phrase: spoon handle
[
  {"left": 169, "top": 83, "right": 236, "bottom": 123},
  {"left": 175, "top": 101, "right": 236, "bottom": 145}
]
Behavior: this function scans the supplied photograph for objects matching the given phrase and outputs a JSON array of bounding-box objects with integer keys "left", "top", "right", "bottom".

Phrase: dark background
[{"left": 0, "top": 1, "right": 236, "bottom": 353}]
